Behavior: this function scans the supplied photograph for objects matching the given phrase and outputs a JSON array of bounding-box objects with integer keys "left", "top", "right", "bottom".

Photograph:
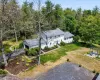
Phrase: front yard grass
[
  {"left": 66, "top": 48, "right": 100, "bottom": 73},
  {"left": 40, "top": 43, "right": 80, "bottom": 64}
]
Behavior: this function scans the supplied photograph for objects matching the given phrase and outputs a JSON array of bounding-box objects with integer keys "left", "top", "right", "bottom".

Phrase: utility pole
[{"left": 38, "top": 0, "right": 41, "bottom": 65}]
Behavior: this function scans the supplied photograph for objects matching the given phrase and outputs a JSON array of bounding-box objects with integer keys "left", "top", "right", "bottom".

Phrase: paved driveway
[{"left": 34, "top": 63, "right": 94, "bottom": 80}]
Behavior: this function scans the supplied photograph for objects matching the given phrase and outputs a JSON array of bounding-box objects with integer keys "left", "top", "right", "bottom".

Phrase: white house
[{"left": 23, "top": 28, "right": 74, "bottom": 49}]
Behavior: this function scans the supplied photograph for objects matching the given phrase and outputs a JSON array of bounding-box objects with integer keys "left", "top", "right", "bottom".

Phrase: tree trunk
[
  {"left": 24, "top": 31, "right": 26, "bottom": 39},
  {"left": 0, "top": 30, "right": 8, "bottom": 66},
  {"left": 38, "top": 0, "right": 41, "bottom": 65},
  {"left": 14, "top": 25, "right": 18, "bottom": 43}
]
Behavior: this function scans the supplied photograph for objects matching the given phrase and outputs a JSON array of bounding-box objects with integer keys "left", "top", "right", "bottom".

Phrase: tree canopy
[{"left": 0, "top": 0, "right": 100, "bottom": 45}]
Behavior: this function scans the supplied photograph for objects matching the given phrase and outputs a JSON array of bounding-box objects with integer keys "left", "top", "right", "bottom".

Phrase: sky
[{"left": 17, "top": 0, "right": 100, "bottom": 10}]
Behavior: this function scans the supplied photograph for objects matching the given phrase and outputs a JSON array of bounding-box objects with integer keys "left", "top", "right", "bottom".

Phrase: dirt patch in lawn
[{"left": 6, "top": 56, "right": 36, "bottom": 75}]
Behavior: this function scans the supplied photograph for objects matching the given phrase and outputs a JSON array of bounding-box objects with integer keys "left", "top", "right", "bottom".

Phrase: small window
[
  {"left": 50, "top": 43, "right": 51, "bottom": 45},
  {"left": 46, "top": 42, "right": 47, "bottom": 45},
  {"left": 46, "top": 36, "right": 47, "bottom": 39}
]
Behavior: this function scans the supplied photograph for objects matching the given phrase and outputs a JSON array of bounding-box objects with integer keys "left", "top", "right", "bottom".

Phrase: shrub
[
  {"left": 28, "top": 48, "right": 37, "bottom": 56},
  {"left": 35, "top": 47, "right": 39, "bottom": 52},
  {"left": 92, "top": 70, "right": 96, "bottom": 73},
  {"left": 79, "top": 64, "right": 82, "bottom": 67},
  {"left": 44, "top": 45, "right": 58, "bottom": 52},
  {"left": 73, "top": 36, "right": 80, "bottom": 43},
  {"left": 25, "top": 47, "right": 39, "bottom": 56},
  {"left": 67, "top": 59, "right": 70, "bottom": 62},
  {"left": 5, "top": 48, "right": 11, "bottom": 53},
  {"left": 4, "top": 44, "right": 11, "bottom": 53},
  {"left": 0, "top": 69, "right": 7, "bottom": 75},
  {"left": 54, "top": 45, "right": 58, "bottom": 48},
  {"left": 60, "top": 41, "right": 66, "bottom": 46},
  {"left": 22, "top": 56, "right": 32, "bottom": 63},
  {"left": 25, "top": 48, "right": 29, "bottom": 55},
  {"left": 18, "top": 42, "right": 23, "bottom": 48},
  {"left": 10, "top": 38, "right": 16, "bottom": 42},
  {"left": 26, "top": 63, "right": 29, "bottom": 66},
  {"left": 0, "top": 62, "right": 5, "bottom": 69},
  {"left": 44, "top": 46, "right": 50, "bottom": 51},
  {"left": 16, "top": 62, "right": 19, "bottom": 65}
]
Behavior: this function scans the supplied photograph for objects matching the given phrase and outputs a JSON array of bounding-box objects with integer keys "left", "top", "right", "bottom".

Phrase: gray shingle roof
[
  {"left": 43, "top": 28, "right": 64, "bottom": 38},
  {"left": 64, "top": 32, "right": 74, "bottom": 38},
  {"left": 24, "top": 39, "right": 46, "bottom": 47}
]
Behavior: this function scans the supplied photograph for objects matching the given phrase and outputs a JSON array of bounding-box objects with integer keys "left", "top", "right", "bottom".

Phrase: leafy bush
[
  {"left": 25, "top": 47, "right": 39, "bottom": 56},
  {"left": 5, "top": 48, "right": 11, "bottom": 53},
  {"left": 16, "top": 62, "right": 19, "bottom": 65},
  {"left": 4, "top": 44, "right": 11, "bottom": 53},
  {"left": 67, "top": 59, "right": 70, "bottom": 62},
  {"left": 44, "top": 45, "right": 58, "bottom": 52},
  {"left": 44, "top": 46, "right": 50, "bottom": 51},
  {"left": 0, "top": 69, "right": 7, "bottom": 75},
  {"left": 75, "top": 42, "right": 93, "bottom": 48},
  {"left": 35, "top": 47, "right": 39, "bottom": 52},
  {"left": 54, "top": 45, "right": 58, "bottom": 48},
  {"left": 74, "top": 36, "right": 80, "bottom": 42},
  {"left": 18, "top": 42, "right": 23, "bottom": 48},
  {"left": 26, "top": 63, "right": 29, "bottom": 66},
  {"left": 28, "top": 48, "right": 37, "bottom": 56},
  {"left": 60, "top": 41, "right": 66, "bottom": 46},
  {"left": 79, "top": 64, "right": 82, "bottom": 67},
  {"left": 25, "top": 48, "right": 28, "bottom": 55},
  {"left": 92, "top": 70, "right": 96, "bottom": 73},
  {"left": 10, "top": 38, "right": 16, "bottom": 42},
  {"left": 22, "top": 56, "right": 32, "bottom": 63},
  {"left": 0, "top": 62, "right": 5, "bottom": 69}
]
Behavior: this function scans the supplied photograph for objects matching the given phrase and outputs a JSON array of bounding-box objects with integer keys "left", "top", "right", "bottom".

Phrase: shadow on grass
[{"left": 74, "top": 42, "right": 97, "bottom": 48}]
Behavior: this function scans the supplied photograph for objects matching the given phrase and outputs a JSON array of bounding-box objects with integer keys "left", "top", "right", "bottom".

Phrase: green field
[{"left": 40, "top": 44, "right": 80, "bottom": 64}]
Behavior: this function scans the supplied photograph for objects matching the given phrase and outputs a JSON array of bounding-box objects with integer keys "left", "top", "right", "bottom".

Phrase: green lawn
[
  {"left": 40, "top": 44, "right": 80, "bottom": 64},
  {"left": 0, "top": 40, "right": 23, "bottom": 55}
]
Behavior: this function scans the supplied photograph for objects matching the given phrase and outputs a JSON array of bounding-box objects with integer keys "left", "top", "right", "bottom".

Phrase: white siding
[
  {"left": 41, "top": 44, "right": 47, "bottom": 49},
  {"left": 30, "top": 44, "right": 47, "bottom": 49},
  {"left": 23, "top": 32, "right": 74, "bottom": 49},
  {"left": 63, "top": 38, "right": 73, "bottom": 43},
  {"left": 47, "top": 35, "right": 64, "bottom": 48}
]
